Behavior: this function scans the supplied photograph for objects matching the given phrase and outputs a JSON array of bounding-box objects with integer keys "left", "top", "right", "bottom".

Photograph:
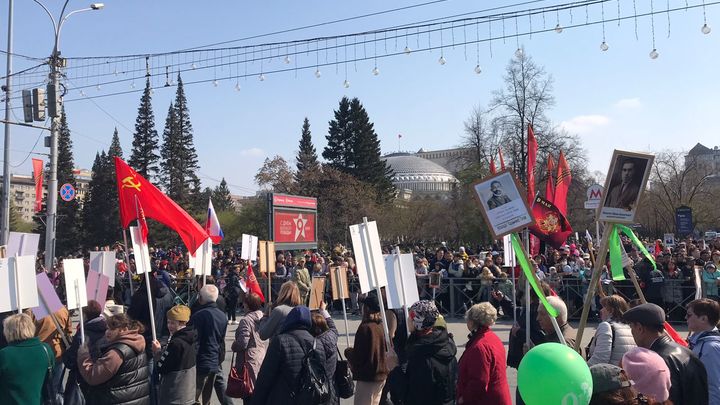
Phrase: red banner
[
  {"left": 272, "top": 194, "right": 317, "bottom": 209},
  {"left": 32, "top": 158, "right": 44, "bottom": 212},
  {"left": 273, "top": 210, "right": 316, "bottom": 243},
  {"left": 528, "top": 195, "right": 573, "bottom": 249}
]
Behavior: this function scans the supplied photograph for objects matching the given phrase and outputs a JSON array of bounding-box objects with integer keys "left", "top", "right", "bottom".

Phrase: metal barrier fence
[{"left": 116, "top": 275, "right": 699, "bottom": 324}]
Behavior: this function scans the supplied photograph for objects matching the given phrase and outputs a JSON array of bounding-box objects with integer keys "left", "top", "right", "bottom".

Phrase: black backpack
[{"left": 288, "top": 335, "right": 330, "bottom": 405}]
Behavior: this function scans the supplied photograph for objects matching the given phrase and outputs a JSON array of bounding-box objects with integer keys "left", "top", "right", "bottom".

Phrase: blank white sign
[
  {"left": 383, "top": 253, "right": 420, "bottom": 310},
  {"left": 0, "top": 256, "right": 39, "bottom": 312},
  {"left": 349, "top": 221, "right": 388, "bottom": 294},
  {"left": 89, "top": 251, "right": 117, "bottom": 287},
  {"left": 64, "top": 258, "right": 88, "bottom": 310}
]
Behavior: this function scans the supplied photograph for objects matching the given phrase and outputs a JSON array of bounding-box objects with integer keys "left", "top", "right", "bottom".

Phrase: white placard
[
  {"left": 0, "top": 256, "right": 39, "bottom": 312},
  {"left": 7, "top": 232, "right": 40, "bottom": 259},
  {"left": 192, "top": 238, "right": 213, "bottom": 277},
  {"left": 64, "top": 258, "right": 88, "bottom": 310},
  {"left": 503, "top": 235, "right": 516, "bottom": 267},
  {"left": 129, "top": 226, "right": 152, "bottom": 275},
  {"left": 349, "top": 220, "right": 388, "bottom": 293},
  {"left": 89, "top": 251, "right": 117, "bottom": 287},
  {"left": 663, "top": 233, "right": 675, "bottom": 247},
  {"left": 241, "top": 234, "right": 259, "bottom": 261},
  {"left": 383, "top": 253, "right": 420, "bottom": 309}
]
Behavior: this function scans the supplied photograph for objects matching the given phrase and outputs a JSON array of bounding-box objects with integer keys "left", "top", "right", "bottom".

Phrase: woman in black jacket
[
  {"left": 311, "top": 302, "right": 339, "bottom": 405},
  {"left": 251, "top": 305, "right": 332, "bottom": 405},
  {"left": 63, "top": 300, "right": 107, "bottom": 399}
]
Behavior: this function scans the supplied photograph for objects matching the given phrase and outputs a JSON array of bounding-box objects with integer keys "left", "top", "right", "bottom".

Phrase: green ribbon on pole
[
  {"left": 608, "top": 226, "right": 626, "bottom": 281},
  {"left": 607, "top": 224, "right": 658, "bottom": 281},
  {"left": 510, "top": 233, "right": 558, "bottom": 317},
  {"left": 616, "top": 224, "right": 657, "bottom": 271}
]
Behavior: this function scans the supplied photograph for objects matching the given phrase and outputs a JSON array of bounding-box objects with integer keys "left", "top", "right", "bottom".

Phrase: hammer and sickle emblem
[{"left": 121, "top": 176, "right": 142, "bottom": 191}]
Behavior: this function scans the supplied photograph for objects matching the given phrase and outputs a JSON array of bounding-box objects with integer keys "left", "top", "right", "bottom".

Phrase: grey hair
[
  {"left": 465, "top": 302, "right": 497, "bottom": 329},
  {"left": 199, "top": 284, "right": 219, "bottom": 304},
  {"left": 541, "top": 295, "right": 568, "bottom": 324},
  {"left": 3, "top": 313, "right": 36, "bottom": 343}
]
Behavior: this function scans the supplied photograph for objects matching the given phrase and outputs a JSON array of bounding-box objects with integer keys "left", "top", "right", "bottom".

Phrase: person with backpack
[
  {"left": 586, "top": 295, "right": 636, "bottom": 366},
  {"left": 388, "top": 300, "right": 458, "bottom": 405},
  {"left": 251, "top": 305, "right": 331, "bottom": 405}
]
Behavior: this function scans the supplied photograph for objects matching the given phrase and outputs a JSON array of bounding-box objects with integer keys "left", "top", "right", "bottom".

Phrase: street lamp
[{"left": 32, "top": 0, "right": 103, "bottom": 270}]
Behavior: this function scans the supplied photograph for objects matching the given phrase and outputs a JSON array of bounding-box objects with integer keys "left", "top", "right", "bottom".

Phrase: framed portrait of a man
[
  {"left": 598, "top": 150, "right": 654, "bottom": 223},
  {"left": 472, "top": 169, "right": 534, "bottom": 239}
]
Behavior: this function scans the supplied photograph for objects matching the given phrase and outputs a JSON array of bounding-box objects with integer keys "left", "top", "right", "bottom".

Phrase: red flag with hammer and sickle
[{"left": 115, "top": 157, "right": 208, "bottom": 252}]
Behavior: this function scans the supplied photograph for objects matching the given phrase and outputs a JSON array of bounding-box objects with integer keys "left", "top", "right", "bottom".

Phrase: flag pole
[
  {"left": 134, "top": 195, "right": 157, "bottom": 342},
  {"left": 75, "top": 279, "right": 85, "bottom": 345},
  {"left": 575, "top": 222, "right": 611, "bottom": 352}
]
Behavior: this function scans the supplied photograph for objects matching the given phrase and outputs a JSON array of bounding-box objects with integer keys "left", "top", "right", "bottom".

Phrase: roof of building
[
  {"left": 688, "top": 143, "right": 713, "bottom": 155},
  {"left": 383, "top": 153, "right": 457, "bottom": 183}
]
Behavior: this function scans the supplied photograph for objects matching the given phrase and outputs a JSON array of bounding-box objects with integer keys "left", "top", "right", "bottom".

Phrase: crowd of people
[{"left": 0, "top": 234, "right": 719, "bottom": 405}]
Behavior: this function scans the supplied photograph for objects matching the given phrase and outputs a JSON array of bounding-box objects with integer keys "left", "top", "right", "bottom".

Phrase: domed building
[{"left": 383, "top": 153, "right": 458, "bottom": 200}]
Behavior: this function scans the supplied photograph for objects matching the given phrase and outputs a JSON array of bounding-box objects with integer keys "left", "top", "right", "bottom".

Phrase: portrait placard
[
  {"left": 598, "top": 150, "right": 654, "bottom": 223},
  {"left": 472, "top": 169, "right": 534, "bottom": 239}
]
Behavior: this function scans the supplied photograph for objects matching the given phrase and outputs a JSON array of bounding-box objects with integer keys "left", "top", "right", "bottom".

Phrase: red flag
[
  {"left": 115, "top": 157, "right": 208, "bottom": 253},
  {"left": 528, "top": 195, "right": 573, "bottom": 249},
  {"left": 136, "top": 196, "right": 149, "bottom": 244},
  {"left": 654, "top": 240, "right": 663, "bottom": 258},
  {"left": 555, "top": 151, "right": 572, "bottom": 216},
  {"left": 32, "top": 158, "right": 44, "bottom": 212},
  {"left": 498, "top": 148, "right": 506, "bottom": 170},
  {"left": 246, "top": 263, "right": 266, "bottom": 303},
  {"left": 489, "top": 157, "right": 497, "bottom": 174},
  {"left": 546, "top": 154, "right": 556, "bottom": 202},
  {"left": 527, "top": 123, "right": 538, "bottom": 203}
]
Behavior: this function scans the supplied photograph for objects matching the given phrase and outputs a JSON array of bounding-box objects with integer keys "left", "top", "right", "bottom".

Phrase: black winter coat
[
  {"left": 63, "top": 317, "right": 108, "bottom": 394},
  {"left": 188, "top": 303, "right": 227, "bottom": 373},
  {"left": 315, "top": 314, "right": 339, "bottom": 405},
  {"left": 651, "top": 334, "right": 709, "bottom": 405},
  {"left": 389, "top": 328, "right": 458, "bottom": 405},
  {"left": 85, "top": 342, "right": 151, "bottom": 405},
  {"left": 156, "top": 326, "right": 197, "bottom": 375},
  {"left": 250, "top": 328, "right": 334, "bottom": 405}
]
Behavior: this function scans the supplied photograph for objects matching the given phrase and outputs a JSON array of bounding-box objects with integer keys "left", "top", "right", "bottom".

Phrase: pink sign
[
  {"left": 31, "top": 272, "right": 64, "bottom": 320},
  {"left": 86, "top": 270, "right": 110, "bottom": 305}
]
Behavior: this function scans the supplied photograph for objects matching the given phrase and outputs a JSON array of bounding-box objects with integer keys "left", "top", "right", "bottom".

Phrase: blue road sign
[{"left": 60, "top": 183, "right": 76, "bottom": 202}]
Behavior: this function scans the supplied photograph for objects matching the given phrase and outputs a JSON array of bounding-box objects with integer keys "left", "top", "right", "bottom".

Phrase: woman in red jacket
[{"left": 456, "top": 302, "right": 511, "bottom": 405}]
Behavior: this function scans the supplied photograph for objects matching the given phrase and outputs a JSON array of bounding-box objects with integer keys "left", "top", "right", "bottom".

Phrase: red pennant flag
[
  {"left": 489, "top": 156, "right": 497, "bottom": 174},
  {"left": 528, "top": 196, "right": 573, "bottom": 249},
  {"left": 498, "top": 148, "right": 506, "bottom": 170},
  {"left": 136, "top": 196, "right": 149, "bottom": 244},
  {"left": 115, "top": 157, "right": 208, "bottom": 253},
  {"left": 545, "top": 154, "right": 556, "bottom": 202},
  {"left": 527, "top": 123, "right": 538, "bottom": 203},
  {"left": 246, "top": 263, "right": 265, "bottom": 303},
  {"left": 32, "top": 158, "right": 44, "bottom": 212},
  {"left": 554, "top": 151, "right": 572, "bottom": 216},
  {"left": 664, "top": 321, "right": 688, "bottom": 347}
]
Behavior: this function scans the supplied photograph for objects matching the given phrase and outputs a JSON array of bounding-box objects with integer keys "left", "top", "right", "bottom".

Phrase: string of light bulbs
[{"left": 3, "top": 0, "right": 716, "bottom": 106}]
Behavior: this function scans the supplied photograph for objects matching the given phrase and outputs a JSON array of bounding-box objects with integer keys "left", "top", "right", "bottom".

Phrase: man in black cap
[{"left": 623, "top": 302, "right": 709, "bottom": 405}]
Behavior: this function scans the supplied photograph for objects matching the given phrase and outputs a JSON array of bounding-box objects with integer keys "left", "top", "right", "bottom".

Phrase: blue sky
[{"left": 2, "top": 0, "right": 719, "bottom": 196}]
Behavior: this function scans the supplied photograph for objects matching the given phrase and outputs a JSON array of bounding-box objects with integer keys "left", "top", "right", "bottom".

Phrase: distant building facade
[
  {"left": 414, "top": 147, "right": 472, "bottom": 175},
  {"left": 383, "top": 153, "right": 458, "bottom": 200},
  {"left": 686, "top": 143, "right": 720, "bottom": 178}
]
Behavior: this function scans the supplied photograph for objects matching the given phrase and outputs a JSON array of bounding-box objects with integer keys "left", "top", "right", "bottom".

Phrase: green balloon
[{"left": 518, "top": 343, "right": 593, "bottom": 405}]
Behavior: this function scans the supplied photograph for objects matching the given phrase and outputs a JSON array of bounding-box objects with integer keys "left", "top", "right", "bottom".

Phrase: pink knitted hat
[{"left": 622, "top": 347, "right": 671, "bottom": 402}]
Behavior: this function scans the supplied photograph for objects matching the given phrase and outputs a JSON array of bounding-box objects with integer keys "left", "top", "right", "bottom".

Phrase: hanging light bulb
[
  {"left": 113, "top": 69, "right": 118, "bottom": 76},
  {"left": 96, "top": 84, "right": 101, "bottom": 91},
  {"left": 649, "top": 49, "right": 659, "bottom": 59},
  {"left": 372, "top": 66, "right": 380, "bottom": 76},
  {"left": 438, "top": 55, "right": 446, "bottom": 65},
  {"left": 404, "top": 46, "right": 412, "bottom": 55},
  {"left": 554, "top": 24, "right": 563, "bottom": 33},
  {"left": 600, "top": 41, "right": 609, "bottom": 51},
  {"left": 191, "top": 63, "right": 197, "bottom": 70},
  {"left": 259, "top": 73, "right": 266, "bottom": 81},
  {"left": 474, "top": 65, "right": 482, "bottom": 74},
  {"left": 343, "top": 79, "right": 350, "bottom": 88},
  {"left": 702, "top": 23, "right": 712, "bottom": 34},
  {"left": 130, "top": 81, "right": 136, "bottom": 89},
  {"left": 284, "top": 55, "right": 291, "bottom": 64},
  {"left": 314, "top": 68, "right": 321, "bottom": 78},
  {"left": 149, "top": 87, "right": 154, "bottom": 95},
  {"left": 235, "top": 82, "right": 241, "bottom": 91},
  {"left": 213, "top": 79, "right": 219, "bottom": 87},
  {"left": 515, "top": 48, "right": 524, "bottom": 57},
  {"left": 79, "top": 90, "right": 86, "bottom": 96}
]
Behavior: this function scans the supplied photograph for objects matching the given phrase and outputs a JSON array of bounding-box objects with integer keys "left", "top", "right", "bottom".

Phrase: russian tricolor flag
[{"left": 206, "top": 198, "right": 224, "bottom": 244}]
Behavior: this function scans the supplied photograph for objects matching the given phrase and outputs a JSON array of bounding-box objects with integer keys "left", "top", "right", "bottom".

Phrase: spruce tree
[
  {"left": 295, "top": 117, "right": 319, "bottom": 184},
  {"left": 106, "top": 128, "right": 124, "bottom": 241},
  {"left": 211, "top": 178, "right": 234, "bottom": 211},
  {"left": 160, "top": 102, "right": 182, "bottom": 199},
  {"left": 323, "top": 97, "right": 354, "bottom": 174},
  {"left": 129, "top": 78, "right": 160, "bottom": 180},
  {"left": 83, "top": 152, "right": 109, "bottom": 246},
  {"left": 348, "top": 98, "right": 395, "bottom": 202}
]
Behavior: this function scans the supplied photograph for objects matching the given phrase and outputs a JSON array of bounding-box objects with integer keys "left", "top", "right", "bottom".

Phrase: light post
[{"left": 32, "top": 0, "right": 103, "bottom": 270}]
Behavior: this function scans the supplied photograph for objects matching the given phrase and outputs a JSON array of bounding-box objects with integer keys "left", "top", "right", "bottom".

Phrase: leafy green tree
[{"left": 129, "top": 78, "right": 160, "bottom": 180}]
